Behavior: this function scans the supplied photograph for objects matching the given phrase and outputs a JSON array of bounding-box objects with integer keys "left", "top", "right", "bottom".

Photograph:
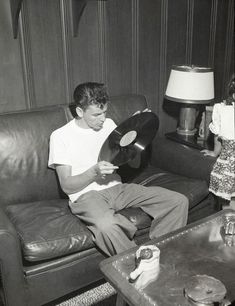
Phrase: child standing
[{"left": 201, "top": 75, "right": 235, "bottom": 209}]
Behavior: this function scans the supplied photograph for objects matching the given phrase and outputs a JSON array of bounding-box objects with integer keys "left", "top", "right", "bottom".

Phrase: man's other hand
[{"left": 132, "top": 108, "right": 151, "bottom": 116}]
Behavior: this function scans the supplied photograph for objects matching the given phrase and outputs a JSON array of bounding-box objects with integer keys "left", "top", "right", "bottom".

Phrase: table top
[
  {"left": 100, "top": 210, "right": 235, "bottom": 306},
  {"left": 165, "top": 132, "right": 214, "bottom": 150}
]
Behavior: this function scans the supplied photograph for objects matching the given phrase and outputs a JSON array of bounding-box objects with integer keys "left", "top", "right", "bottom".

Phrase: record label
[{"left": 120, "top": 130, "right": 137, "bottom": 147}]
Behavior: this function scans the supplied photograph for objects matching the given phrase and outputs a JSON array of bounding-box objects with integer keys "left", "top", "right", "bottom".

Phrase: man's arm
[{"left": 55, "top": 161, "right": 118, "bottom": 195}]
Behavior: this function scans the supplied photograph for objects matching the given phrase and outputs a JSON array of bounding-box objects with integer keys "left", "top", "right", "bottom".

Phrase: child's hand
[{"left": 200, "top": 149, "right": 218, "bottom": 157}]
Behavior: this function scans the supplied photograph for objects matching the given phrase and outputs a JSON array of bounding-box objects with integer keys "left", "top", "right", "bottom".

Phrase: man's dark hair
[{"left": 73, "top": 82, "right": 109, "bottom": 111}]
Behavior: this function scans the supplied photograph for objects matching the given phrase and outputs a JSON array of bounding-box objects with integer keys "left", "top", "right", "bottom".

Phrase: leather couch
[{"left": 0, "top": 94, "right": 217, "bottom": 306}]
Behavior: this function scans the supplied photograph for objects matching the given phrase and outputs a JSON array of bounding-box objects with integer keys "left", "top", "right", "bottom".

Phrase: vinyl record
[{"left": 98, "top": 112, "right": 159, "bottom": 166}]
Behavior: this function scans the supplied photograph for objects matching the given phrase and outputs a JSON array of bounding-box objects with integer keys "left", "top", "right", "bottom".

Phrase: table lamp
[{"left": 165, "top": 65, "right": 214, "bottom": 136}]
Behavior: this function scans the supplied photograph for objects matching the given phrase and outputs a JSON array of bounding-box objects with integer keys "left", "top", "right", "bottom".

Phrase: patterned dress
[{"left": 209, "top": 102, "right": 235, "bottom": 200}]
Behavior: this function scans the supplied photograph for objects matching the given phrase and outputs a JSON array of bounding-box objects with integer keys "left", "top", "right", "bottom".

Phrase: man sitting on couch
[{"left": 48, "top": 82, "right": 188, "bottom": 256}]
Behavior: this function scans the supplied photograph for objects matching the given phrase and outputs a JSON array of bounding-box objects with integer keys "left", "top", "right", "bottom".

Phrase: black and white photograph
[{"left": 0, "top": 1, "right": 234, "bottom": 305}]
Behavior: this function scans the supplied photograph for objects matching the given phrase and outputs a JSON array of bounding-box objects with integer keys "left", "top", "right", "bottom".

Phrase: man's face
[{"left": 81, "top": 104, "right": 108, "bottom": 131}]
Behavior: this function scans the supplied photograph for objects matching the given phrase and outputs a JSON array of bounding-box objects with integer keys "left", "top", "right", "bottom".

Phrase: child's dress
[{"left": 209, "top": 101, "right": 235, "bottom": 200}]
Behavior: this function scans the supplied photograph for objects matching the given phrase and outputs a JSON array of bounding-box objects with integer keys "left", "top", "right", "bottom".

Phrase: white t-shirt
[
  {"left": 209, "top": 102, "right": 235, "bottom": 140},
  {"left": 48, "top": 118, "right": 121, "bottom": 202}
]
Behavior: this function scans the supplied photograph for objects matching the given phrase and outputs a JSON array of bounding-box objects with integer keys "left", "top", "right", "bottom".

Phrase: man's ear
[{"left": 75, "top": 106, "right": 83, "bottom": 118}]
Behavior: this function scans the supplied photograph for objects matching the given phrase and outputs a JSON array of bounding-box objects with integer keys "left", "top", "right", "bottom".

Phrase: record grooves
[{"left": 98, "top": 112, "right": 159, "bottom": 166}]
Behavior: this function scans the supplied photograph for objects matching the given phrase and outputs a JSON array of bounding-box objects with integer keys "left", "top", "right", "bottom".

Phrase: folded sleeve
[
  {"left": 108, "top": 118, "right": 117, "bottom": 131},
  {"left": 209, "top": 103, "right": 221, "bottom": 135},
  {"left": 48, "top": 132, "right": 71, "bottom": 169}
]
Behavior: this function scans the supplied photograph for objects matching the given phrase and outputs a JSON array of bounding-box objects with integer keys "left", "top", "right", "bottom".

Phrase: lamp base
[
  {"left": 177, "top": 127, "right": 197, "bottom": 136},
  {"left": 178, "top": 105, "right": 199, "bottom": 136}
]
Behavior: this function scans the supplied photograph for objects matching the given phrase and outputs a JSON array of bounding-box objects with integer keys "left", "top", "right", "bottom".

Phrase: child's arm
[
  {"left": 201, "top": 135, "right": 221, "bottom": 157},
  {"left": 213, "top": 135, "right": 222, "bottom": 156}
]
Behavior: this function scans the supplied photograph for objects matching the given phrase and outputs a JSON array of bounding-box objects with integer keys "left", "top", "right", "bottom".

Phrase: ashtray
[{"left": 184, "top": 275, "right": 227, "bottom": 306}]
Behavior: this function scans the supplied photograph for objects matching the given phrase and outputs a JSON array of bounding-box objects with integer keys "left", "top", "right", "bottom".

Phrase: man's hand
[
  {"left": 132, "top": 108, "right": 151, "bottom": 116},
  {"left": 200, "top": 149, "right": 219, "bottom": 157},
  {"left": 94, "top": 161, "right": 118, "bottom": 178}
]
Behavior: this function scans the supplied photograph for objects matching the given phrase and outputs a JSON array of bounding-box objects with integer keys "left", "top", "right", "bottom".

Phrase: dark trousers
[{"left": 69, "top": 183, "right": 188, "bottom": 256}]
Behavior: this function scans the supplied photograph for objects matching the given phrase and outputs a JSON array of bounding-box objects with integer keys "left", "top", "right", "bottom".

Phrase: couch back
[{"left": 0, "top": 94, "right": 147, "bottom": 208}]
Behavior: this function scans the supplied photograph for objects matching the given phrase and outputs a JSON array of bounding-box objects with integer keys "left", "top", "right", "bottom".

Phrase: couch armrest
[
  {"left": 150, "top": 137, "right": 216, "bottom": 185},
  {"left": 0, "top": 207, "right": 28, "bottom": 306}
]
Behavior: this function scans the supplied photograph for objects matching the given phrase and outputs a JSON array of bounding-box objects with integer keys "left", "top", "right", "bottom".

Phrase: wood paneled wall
[{"left": 0, "top": 0, "right": 234, "bottom": 135}]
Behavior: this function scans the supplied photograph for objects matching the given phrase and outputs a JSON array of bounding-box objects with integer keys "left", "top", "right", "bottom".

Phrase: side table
[
  {"left": 100, "top": 210, "right": 235, "bottom": 306},
  {"left": 165, "top": 131, "right": 213, "bottom": 150}
]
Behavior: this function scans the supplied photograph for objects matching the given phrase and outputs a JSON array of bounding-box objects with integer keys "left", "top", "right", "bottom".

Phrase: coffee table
[{"left": 100, "top": 210, "right": 235, "bottom": 306}]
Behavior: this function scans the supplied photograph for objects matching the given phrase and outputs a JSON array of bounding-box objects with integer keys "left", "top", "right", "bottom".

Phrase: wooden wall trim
[
  {"left": 223, "top": 0, "right": 234, "bottom": 91},
  {"left": 185, "top": 0, "right": 194, "bottom": 65},
  {"left": 98, "top": 1, "right": 107, "bottom": 83},
  {"left": 10, "top": 0, "right": 23, "bottom": 38},
  {"left": 131, "top": 0, "right": 139, "bottom": 94},
  {"left": 1, "top": 0, "right": 231, "bottom": 118},
  {"left": 208, "top": 0, "right": 218, "bottom": 68},
  {"left": 19, "top": 0, "right": 35, "bottom": 108},
  {"left": 158, "top": 0, "right": 168, "bottom": 115},
  {"left": 60, "top": 0, "right": 73, "bottom": 103},
  {"left": 70, "top": 0, "right": 87, "bottom": 38}
]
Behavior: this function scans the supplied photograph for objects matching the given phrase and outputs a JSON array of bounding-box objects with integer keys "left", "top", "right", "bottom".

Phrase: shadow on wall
[{"left": 162, "top": 99, "right": 180, "bottom": 119}]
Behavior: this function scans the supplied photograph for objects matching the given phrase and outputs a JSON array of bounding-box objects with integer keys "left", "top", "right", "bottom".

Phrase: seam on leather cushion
[{"left": 19, "top": 232, "right": 89, "bottom": 245}]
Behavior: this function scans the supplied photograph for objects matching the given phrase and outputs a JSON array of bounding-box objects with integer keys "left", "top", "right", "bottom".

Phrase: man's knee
[
  {"left": 94, "top": 215, "right": 116, "bottom": 233},
  {"left": 174, "top": 192, "right": 189, "bottom": 210}
]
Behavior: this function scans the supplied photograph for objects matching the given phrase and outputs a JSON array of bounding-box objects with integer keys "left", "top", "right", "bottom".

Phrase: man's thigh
[
  {"left": 110, "top": 183, "right": 183, "bottom": 210},
  {"left": 69, "top": 190, "right": 111, "bottom": 218}
]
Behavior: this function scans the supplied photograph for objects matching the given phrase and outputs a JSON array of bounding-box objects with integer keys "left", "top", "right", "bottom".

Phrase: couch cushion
[
  {"left": 130, "top": 165, "right": 209, "bottom": 209},
  {"left": 0, "top": 107, "right": 69, "bottom": 208},
  {"left": 6, "top": 200, "right": 94, "bottom": 262},
  {"left": 6, "top": 199, "right": 152, "bottom": 262}
]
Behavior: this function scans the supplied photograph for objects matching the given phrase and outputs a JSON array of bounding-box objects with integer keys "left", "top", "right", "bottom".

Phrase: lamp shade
[{"left": 165, "top": 65, "right": 214, "bottom": 104}]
